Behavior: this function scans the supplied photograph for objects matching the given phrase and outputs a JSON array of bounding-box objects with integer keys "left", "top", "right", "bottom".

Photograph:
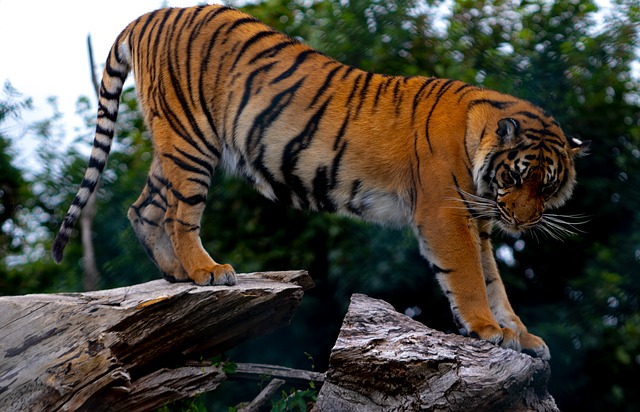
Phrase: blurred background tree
[{"left": 1, "top": 0, "right": 639, "bottom": 410}]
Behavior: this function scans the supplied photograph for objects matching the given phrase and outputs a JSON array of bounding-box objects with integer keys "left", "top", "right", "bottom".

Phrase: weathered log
[
  {"left": 237, "top": 378, "right": 286, "bottom": 412},
  {"left": 0, "top": 271, "right": 312, "bottom": 411},
  {"left": 314, "top": 293, "right": 559, "bottom": 412},
  {"left": 186, "top": 361, "right": 325, "bottom": 386}
]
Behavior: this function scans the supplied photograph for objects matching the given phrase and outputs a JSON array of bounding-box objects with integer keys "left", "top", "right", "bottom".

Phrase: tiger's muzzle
[{"left": 497, "top": 180, "right": 545, "bottom": 232}]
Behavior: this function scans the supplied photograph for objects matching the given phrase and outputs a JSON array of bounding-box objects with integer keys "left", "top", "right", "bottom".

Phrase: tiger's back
[
  {"left": 126, "top": 6, "right": 481, "bottom": 224},
  {"left": 53, "top": 5, "right": 588, "bottom": 361}
]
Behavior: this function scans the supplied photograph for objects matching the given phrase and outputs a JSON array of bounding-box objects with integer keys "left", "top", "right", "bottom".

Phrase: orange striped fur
[{"left": 53, "top": 5, "right": 588, "bottom": 360}]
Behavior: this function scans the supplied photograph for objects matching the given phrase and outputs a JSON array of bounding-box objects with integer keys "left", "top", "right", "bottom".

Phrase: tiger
[{"left": 52, "top": 4, "right": 588, "bottom": 361}]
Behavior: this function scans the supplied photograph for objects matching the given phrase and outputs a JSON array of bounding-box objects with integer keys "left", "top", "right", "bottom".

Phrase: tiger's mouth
[
  {"left": 496, "top": 207, "right": 587, "bottom": 240},
  {"left": 496, "top": 214, "right": 542, "bottom": 234},
  {"left": 453, "top": 189, "right": 585, "bottom": 240}
]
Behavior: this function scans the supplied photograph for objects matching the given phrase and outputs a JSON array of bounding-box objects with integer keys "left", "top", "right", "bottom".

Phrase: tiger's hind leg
[
  {"left": 155, "top": 130, "right": 236, "bottom": 286},
  {"left": 128, "top": 156, "right": 189, "bottom": 282}
]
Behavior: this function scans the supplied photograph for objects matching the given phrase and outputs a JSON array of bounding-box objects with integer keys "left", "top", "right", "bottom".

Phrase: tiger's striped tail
[{"left": 52, "top": 35, "right": 131, "bottom": 263}]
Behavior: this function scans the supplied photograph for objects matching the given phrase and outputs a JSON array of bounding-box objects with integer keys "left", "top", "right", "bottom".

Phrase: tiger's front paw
[
  {"left": 468, "top": 324, "right": 550, "bottom": 360},
  {"left": 469, "top": 324, "right": 522, "bottom": 353},
  {"left": 190, "top": 264, "right": 237, "bottom": 286},
  {"left": 520, "top": 331, "right": 551, "bottom": 361}
]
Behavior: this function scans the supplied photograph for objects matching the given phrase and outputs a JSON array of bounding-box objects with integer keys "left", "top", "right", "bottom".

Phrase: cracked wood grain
[
  {"left": 0, "top": 271, "right": 312, "bottom": 411},
  {"left": 314, "top": 294, "right": 559, "bottom": 412}
]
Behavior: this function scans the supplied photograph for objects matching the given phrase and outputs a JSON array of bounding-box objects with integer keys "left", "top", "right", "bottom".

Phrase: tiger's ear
[
  {"left": 569, "top": 137, "right": 591, "bottom": 157},
  {"left": 496, "top": 118, "right": 520, "bottom": 143}
]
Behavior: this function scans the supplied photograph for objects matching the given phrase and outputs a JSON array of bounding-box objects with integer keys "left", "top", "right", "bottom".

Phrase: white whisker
[
  {"left": 445, "top": 186, "right": 588, "bottom": 242},
  {"left": 532, "top": 224, "right": 565, "bottom": 241},
  {"left": 532, "top": 213, "right": 589, "bottom": 241},
  {"left": 530, "top": 228, "right": 541, "bottom": 243},
  {"left": 446, "top": 188, "right": 499, "bottom": 219},
  {"left": 544, "top": 213, "right": 591, "bottom": 226}
]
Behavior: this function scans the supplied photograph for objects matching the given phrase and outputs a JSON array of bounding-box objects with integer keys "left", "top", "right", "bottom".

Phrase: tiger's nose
[{"left": 513, "top": 210, "right": 542, "bottom": 226}]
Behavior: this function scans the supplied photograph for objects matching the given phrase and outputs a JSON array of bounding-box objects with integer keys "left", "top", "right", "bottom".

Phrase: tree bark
[
  {"left": 0, "top": 270, "right": 312, "bottom": 411},
  {"left": 314, "top": 293, "right": 559, "bottom": 412}
]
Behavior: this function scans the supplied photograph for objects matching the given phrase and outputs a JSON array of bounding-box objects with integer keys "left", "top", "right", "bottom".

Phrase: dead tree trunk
[
  {"left": 314, "top": 294, "right": 559, "bottom": 412},
  {"left": 2, "top": 273, "right": 559, "bottom": 411},
  {"left": 0, "top": 271, "right": 313, "bottom": 411}
]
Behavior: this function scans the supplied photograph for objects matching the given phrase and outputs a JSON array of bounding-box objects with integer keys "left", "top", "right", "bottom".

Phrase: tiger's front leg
[
  {"left": 414, "top": 209, "right": 522, "bottom": 353},
  {"left": 478, "top": 221, "right": 551, "bottom": 360}
]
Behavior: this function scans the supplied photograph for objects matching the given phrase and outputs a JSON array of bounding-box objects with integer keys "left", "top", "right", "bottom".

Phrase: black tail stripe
[
  {"left": 99, "top": 81, "right": 121, "bottom": 100},
  {"left": 79, "top": 177, "right": 98, "bottom": 192},
  {"left": 105, "top": 63, "right": 128, "bottom": 82},
  {"left": 94, "top": 125, "right": 114, "bottom": 140},
  {"left": 88, "top": 156, "right": 106, "bottom": 171},
  {"left": 98, "top": 102, "right": 118, "bottom": 122}
]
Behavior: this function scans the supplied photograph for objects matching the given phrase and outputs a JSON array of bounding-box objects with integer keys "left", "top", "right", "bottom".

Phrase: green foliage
[
  {"left": 0, "top": 82, "right": 30, "bottom": 228},
  {"left": 156, "top": 397, "right": 208, "bottom": 412},
  {"left": 208, "top": 354, "right": 238, "bottom": 375},
  {"left": 270, "top": 352, "right": 318, "bottom": 412},
  {"left": 271, "top": 384, "right": 317, "bottom": 412}
]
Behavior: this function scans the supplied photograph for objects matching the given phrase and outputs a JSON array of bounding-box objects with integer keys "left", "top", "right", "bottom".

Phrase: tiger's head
[{"left": 467, "top": 100, "right": 589, "bottom": 237}]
